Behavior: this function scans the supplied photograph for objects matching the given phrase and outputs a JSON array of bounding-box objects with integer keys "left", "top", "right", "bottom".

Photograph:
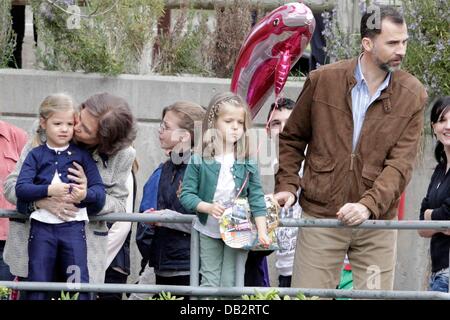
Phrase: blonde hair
[
  {"left": 162, "top": 101, "right": 206, "bottom": 148},
  {"left": 198, "top": 92, "right": 252, "bottom": 160},
  {"left": 33, "top": 93, "right": 76, "bottom": 147}
]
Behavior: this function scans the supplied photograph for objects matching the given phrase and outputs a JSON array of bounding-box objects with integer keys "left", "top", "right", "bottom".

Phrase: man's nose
[{"left": 396, "top": 43, "right": 407, "bottom": 57}]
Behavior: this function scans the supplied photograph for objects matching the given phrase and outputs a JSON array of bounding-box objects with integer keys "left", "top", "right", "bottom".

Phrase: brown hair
[
  {"left": 33, "top": 93, "right": 76, "bottom": 147},
  {"left": 162, "top": 101, "right": 206, "bottom": 148},
  {"left": 198, "top": 92, "right": 252, "bottom": 160},
  {"left": 80, "top": 92, "right": 137, "bottom": 156},
  {"left": 360, "top": 5, "right": 404, "bottom": 40}
]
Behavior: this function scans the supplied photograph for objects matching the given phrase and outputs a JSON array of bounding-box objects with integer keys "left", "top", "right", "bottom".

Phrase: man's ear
[{"left": 361, "top": 37, "right": 373, "bottom": 52}]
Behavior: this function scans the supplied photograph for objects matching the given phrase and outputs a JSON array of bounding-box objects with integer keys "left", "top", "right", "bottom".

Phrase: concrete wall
[{"left": 0, "top": 69, "right": 433, "bottom": 291}]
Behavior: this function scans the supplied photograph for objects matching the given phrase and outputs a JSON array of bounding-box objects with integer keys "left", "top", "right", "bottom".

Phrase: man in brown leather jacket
[{"left": 274, "top": 6, "right": 427, "bottom": 291}]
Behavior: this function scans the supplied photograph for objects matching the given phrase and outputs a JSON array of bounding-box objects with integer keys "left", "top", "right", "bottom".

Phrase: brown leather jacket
[{"left": 275, "top": 58, "right": 427, "bottom": 220}]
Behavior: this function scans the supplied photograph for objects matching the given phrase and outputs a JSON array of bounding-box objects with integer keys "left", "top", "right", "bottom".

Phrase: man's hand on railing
[{"left": 336, "top": 203, "right": 371, "bottom": 226}]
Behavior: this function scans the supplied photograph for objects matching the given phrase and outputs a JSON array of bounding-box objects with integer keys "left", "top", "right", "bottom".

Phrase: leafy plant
[
  {"left": 0, "top": 286, "right": 11, "bottom": 300},
  {"left": 149, "top": 291, "right": 184, "bottom": 300},
  {"left": 0, "top": 0, "right": 16, "bottom": 67},
  {"left": 30, "top": 0, "right": 164, "bottom": 75},
  {"left": 153, "top": 1, "right": 212, "bottom": 76},
  {"left": 59, "top": 291, "right": 80, "bottom": 300},
  {"left": 403, "top": 0, "right": 449, "bottom": 99},
  {"left": 321, "top": 1, "right": 365, "bottom": 62},
  {"left": 242, "top": 289, "right": 319, "bottom": 300},
  {"left": 211, "top": 0, "right": 259, "bottom": 78}
]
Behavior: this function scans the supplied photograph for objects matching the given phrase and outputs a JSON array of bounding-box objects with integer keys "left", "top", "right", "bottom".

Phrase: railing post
[{"left": 190, "top": 228, "right": 200, "bottom": 299}]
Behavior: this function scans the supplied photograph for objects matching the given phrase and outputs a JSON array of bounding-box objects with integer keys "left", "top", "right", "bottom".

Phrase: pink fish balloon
[{"left": 231, "top": 2, "right": 315, "bottom": 119}]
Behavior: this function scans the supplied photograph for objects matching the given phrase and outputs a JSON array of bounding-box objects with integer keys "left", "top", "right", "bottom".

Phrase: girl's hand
[
  {"left": 258, "top": 232, "right": 272, "bottom": 248},
  {"left": 254, "top": 216, "right": 271, "bottom": 248},
  {"left": 143, "top": 208, "right": 159, "bottom": 226},
  {"left": 48, "top": 183, "right": 70, "bottom": 197},
  {"left": 424, "top": 209, "right": 433, "bottom": 220},
  {"left": 196, "top": 202, "right": 225, "bottom": 219},
  {"left": 208, "top": 203, "right": 226, "bottom": 219}
]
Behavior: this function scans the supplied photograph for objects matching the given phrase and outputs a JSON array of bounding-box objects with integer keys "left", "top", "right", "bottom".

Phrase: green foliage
[
  {"left": 0, "top": 286, "right": 11, "bottom": 300},
  {"left": 0, "top": 0, "right": 16, "bottom": 67},
  {"left": 149, "top": 291, "right": 184, "bottom": 300},
  {"left": 242, "top": 289, "right": 319, "bottom": 300},
  {"left": 153, "top": 2, "right": 212, "bottom": 76},
  {"left": 59, "top": 291, "right": 80, "bottom": 300},
  {"left": 403, "top": 0, "right": 449, "bottom": 99},
  {"left": 210, "top": 0, "right": 257, "bottom": 78},
  {"left": 31, "top": 0, "right": 165, "bottom": 75},
  {"left": 322, "top": 7, "right": 361, "bottom": 61}
]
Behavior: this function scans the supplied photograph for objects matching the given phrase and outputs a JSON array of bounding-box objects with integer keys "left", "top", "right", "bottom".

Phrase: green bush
[
  {"left": 322, "top": 7, "right": 360, "bottom": 62},
  {"left": 242, "top": 288, "right": 319, "bottom": 300},
  {"left": 31, "top": 0, "right": 164, "bottom": 75},
  {"left": 153, "top": 2, "right": 212, "bottom": 76},
  {"left": 0, "top": 0, "right": 16, "bottom": 67},
  {"left": 210, "top": 0, "right": 257, "bottom": 78},
  {"left": 58, "top": 291, "right": 80, "bottom": 300},
  {"left": 403, "top": 0, "right": 449, "bottom": 99},
  {"left": 148, "top": 291, "right": 184, "bottom": 300},
  {"left": 0, "top": 286, "right": 11, "bottom": 300}
]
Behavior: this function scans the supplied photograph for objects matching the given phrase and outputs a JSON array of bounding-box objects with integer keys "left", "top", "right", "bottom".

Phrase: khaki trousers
[{"left": 292, "top": 212, "right": 397, "bottom": 290}]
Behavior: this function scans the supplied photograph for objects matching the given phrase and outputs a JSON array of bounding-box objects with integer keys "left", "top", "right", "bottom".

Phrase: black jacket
[
  {"left": 149, "top": 154, "right": 191, "bottom": 272},
  {"left": 420, "top": 162, "right": 450, "bottom": 272}
]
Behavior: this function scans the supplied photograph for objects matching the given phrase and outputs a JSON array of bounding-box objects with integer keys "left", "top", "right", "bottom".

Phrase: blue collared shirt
[{"left": 351, "top": 55, "right": 391, "bottom": 150}]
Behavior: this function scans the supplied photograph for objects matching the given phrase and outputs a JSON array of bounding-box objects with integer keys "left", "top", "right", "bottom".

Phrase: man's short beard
[{"left": 378, "top": 60, "right": 402, "bottom": 73}]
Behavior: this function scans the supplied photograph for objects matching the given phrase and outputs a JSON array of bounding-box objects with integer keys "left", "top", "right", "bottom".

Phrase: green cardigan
[{"left": 180, "top": 153, "right": 267, "bottom": 225}]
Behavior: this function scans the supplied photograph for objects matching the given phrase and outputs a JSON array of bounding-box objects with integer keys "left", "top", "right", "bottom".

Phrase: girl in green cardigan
[{"left": 180, "top": 92, "right": 271, "bottom": 288}]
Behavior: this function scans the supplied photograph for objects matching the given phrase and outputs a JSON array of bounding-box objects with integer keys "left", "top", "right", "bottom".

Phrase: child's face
[
  {"left": 216, "top": 103, "right": 245, "bottom": 147},
  {"left": 158, "top": 110, "right": 189, "bottom": 154},
  {"left": 40, "top": 110, "right": 75, "bottom": 148}
]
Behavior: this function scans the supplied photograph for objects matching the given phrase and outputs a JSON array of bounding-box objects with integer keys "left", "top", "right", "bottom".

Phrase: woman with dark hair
[
  {"left": 419, "top": 96, "right": 450, "bottom": 293},
  {"left": 3, "top": 92, "right": 137, "bottom": 298}
]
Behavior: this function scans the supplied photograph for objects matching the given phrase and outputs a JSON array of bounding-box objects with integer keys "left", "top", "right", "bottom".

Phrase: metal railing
[{"left": 1, "top": 209, "right": 449, "bottom": 300}]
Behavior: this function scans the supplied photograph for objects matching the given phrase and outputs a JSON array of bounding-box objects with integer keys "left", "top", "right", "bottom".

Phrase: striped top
[{"left": 351, "top": 55, "right": 391, "bottom": 150}]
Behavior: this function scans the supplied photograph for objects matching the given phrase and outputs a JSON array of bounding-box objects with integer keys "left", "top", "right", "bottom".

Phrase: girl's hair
[
  {"left": 33, "top": 93, "right": 76, "bottom": 147},
  {"left": 162, "top": 101, "right": 206, "bottom": 148},
  {"left": 198, "top": 92, "right": 252, "bottom": 160},
  {"left": 430, "top": 96, "right": 450, "bottom": 164},
  {"left": 80, "top": 92, "right": 137, "bottom": 156}
]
